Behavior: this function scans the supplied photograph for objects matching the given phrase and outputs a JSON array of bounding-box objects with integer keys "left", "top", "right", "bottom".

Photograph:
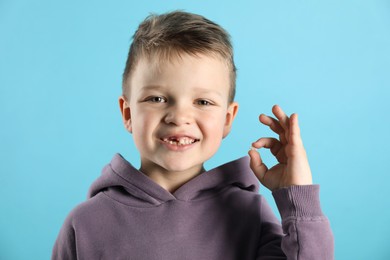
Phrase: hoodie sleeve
[
  {"left": 270, "top": 185, "right": 334, "bottom": 260},
  {"left": 51, "top": 213, "right": 78, "bottom": 260}
]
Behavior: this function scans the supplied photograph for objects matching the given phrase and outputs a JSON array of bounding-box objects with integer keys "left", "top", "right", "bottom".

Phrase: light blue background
[{"left": 1, "top": 0, "right": 389, "bottom": 259}]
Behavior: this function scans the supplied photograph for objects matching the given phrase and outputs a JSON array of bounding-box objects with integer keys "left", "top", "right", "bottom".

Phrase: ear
[
  {"left": 223, "top": 102, "right": 239, "bottom": 138},
  {"left": 119, "top": 95, "right": 132, "bottom": 133}
]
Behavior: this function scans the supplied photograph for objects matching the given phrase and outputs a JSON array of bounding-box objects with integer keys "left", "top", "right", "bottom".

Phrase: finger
[
  {"left": 272, "top": 105, "right": 290, "bottom": 132},
  {"left": 252, "top": 137, "right": 280, "bottom": 154},
  {"left": 251, "top": 138, "right": 287, "bottom": 163},
  {"left": 248, "top": 148, "right": 268, "bottom": 181},
  {"left": 259, "top": 114, "right": 287, "bottom": 144},
  {"left": 289, "top": 113, "right": 303, "bottom": 146}
]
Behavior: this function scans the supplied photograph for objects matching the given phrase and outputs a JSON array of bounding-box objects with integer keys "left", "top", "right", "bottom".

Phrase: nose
[{"left": 164, "top": 103, "right": 193, "bottom": 126}]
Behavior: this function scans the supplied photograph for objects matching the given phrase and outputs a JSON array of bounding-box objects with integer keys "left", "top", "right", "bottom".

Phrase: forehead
[
  {"left": 129, "top": 52, "right": 231, "bottom": 95},
  {"left": 138, "top": 51, "right": 229, "bottom": 74}
]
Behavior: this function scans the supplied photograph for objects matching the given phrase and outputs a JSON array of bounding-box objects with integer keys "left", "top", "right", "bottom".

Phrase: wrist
[{"left": 272, "top": 185, "right": 324, "bottom": 219}]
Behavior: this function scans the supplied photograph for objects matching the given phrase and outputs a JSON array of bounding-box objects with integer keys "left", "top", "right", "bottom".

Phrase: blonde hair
[{"left": 122, "top": 11, "right": 236, "bottom": 103}]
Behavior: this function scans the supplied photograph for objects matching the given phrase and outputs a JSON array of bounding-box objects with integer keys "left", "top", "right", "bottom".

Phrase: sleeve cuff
[{"left": 272, "top": 185, "right": 324, "bottom": 220}]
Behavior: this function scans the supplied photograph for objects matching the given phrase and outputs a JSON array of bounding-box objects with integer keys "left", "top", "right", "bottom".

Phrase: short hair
[{"left": 122, "top": 11, "right": 236, "bottom": 103}]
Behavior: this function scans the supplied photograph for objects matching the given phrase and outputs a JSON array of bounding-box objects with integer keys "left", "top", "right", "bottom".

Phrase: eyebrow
[
  {"left": 140, "top": 85, "right": 224, "bottom": 97},
  {"left": 140, "top": 85, "right": 163, "bottom": 91},
  {"left": 193, "top": 87, "right": 223, "bottom": 97}
]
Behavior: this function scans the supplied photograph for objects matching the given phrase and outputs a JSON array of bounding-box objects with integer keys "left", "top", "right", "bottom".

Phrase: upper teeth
[{"left": 163, "top": 137, "right": 196, "bottom": 145}]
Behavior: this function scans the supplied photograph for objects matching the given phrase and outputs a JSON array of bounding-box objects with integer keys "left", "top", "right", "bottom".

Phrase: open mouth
[{"left": 161, "top": 137, "right": 199, "bottom": 146}]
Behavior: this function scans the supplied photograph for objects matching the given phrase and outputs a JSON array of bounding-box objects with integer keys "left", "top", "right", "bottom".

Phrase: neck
[{"left": 139, "top": 164, "right": 205, "bottom": 193}]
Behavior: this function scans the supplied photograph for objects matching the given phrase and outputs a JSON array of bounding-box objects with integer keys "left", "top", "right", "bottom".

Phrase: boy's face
[{"left": 120, "top": 53, "right": 238, "bottom": 176}]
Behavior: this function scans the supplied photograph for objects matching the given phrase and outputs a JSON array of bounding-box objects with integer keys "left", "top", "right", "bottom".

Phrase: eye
[
  {"left": 146, "top": 96, "right": 167, "bottom": 103},
  {"left": 196, "top": 99, "right": 212, "bottom": 106}
]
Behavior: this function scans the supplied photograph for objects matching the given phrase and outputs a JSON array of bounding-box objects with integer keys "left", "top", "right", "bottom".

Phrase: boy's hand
[{"left": 248, "top": 105, "right": 313, "bottom": 191}]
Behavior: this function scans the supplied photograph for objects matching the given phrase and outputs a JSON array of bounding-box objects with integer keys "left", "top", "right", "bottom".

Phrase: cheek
[
  {"left": 131, "top": 111, "right": 156, "bottom": 145},
  {"left": 131, "top": 108, "right": 155, "bottom": 130},
  {"left": 201, "top": 112, "right": 226, "bottom": 138}
]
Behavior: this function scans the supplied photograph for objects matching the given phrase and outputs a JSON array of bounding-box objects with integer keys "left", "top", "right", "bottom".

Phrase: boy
[{"left": 52, "top": 11, "right": 334, "bottom": 259}]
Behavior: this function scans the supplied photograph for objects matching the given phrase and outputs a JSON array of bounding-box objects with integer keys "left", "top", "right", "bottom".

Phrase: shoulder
[{"left": 63, "top": 192, "right": 111, "bottom": 227}]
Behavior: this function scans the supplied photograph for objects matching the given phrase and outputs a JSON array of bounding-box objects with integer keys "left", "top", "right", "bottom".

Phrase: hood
[{"left": 88, "top": 153, "right": 259, "bottom": 207}]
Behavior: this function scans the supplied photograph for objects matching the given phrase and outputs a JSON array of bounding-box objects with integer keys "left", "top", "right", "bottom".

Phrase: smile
[{"left": 161, "top": 137, "right": 199, "bottom": 146}]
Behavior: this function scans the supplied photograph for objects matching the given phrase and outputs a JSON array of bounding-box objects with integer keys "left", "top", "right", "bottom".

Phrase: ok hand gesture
[{"left": 248, "top": 105, "right": 313, "bottom": 191}]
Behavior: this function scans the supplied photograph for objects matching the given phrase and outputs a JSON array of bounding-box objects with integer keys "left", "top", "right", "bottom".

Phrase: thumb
[{"left": 248, "top": 148, "right": 268, "bottom": 182}]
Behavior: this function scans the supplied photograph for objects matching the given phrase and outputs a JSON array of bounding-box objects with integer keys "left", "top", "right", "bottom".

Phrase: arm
[
  {"left": 51, "top": 215, "right": 77, "bottom": 260},
  {"left": 249, "top": 105, "right": 334, "bottom": 260},
  {"left": 273, "top": 185, "right": 333, "bottom": 260}
]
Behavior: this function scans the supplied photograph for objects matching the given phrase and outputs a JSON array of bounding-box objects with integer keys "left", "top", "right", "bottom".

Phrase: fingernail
[{"left": 249, "top": 146, "right": 257, "bottom": 152}]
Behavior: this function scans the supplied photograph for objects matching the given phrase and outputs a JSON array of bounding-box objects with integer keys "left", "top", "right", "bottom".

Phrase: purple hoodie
[{"left": 52, "top": 154, "right": 334, "bottom": 259}]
